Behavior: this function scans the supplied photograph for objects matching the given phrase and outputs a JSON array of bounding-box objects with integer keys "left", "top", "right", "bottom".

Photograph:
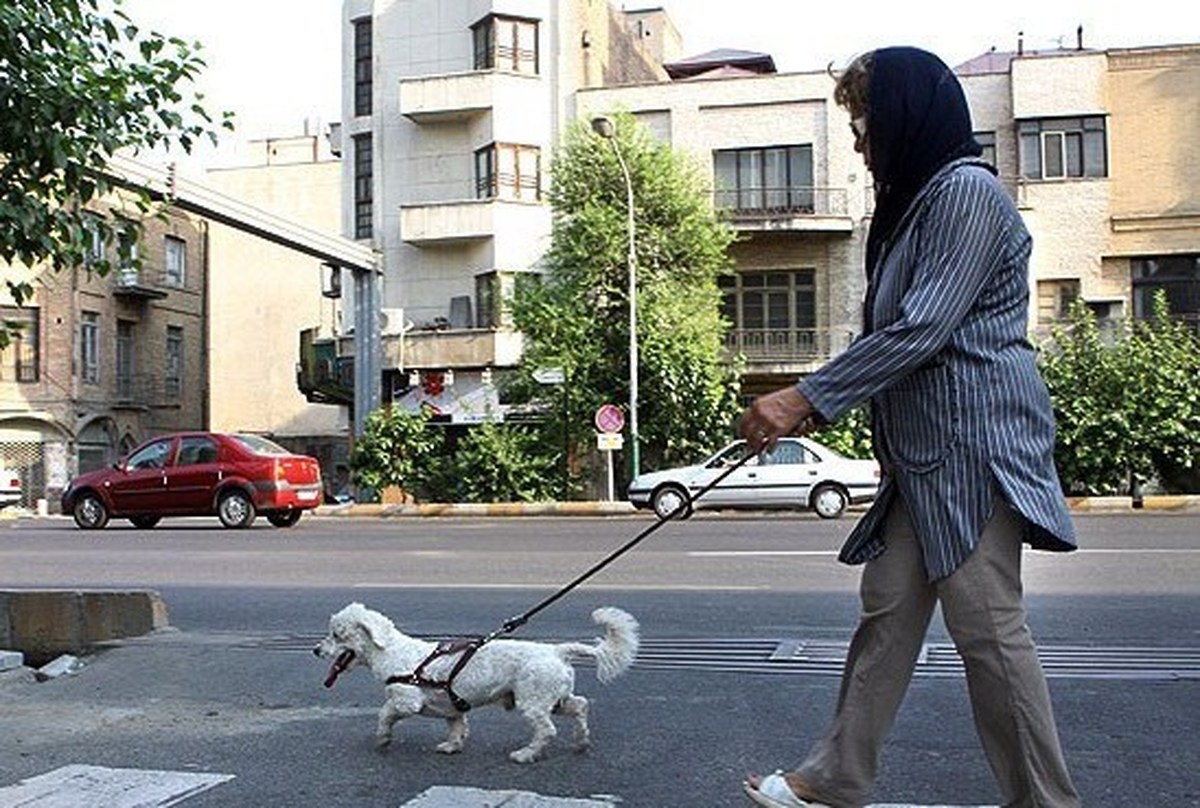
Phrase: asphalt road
[{"left": 1, "top": 512, "right": 1198, "bottom": 807}]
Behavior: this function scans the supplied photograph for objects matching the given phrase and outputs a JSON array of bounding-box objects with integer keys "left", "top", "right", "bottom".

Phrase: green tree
[
  {"left": 511, "top": 113, "right": 742, "bottom": 486},
  {"left": 1040, "top": 294, "right": 1200, "bottom": 494},
  {"left": 448, "top": 419, "right": 559, "bottom": 503},
  {"left": 1, "top": 0, "right": 231, "bottom": 343},
  {"left": 348, "top": 406, "right": 445, "bottom": 502}
]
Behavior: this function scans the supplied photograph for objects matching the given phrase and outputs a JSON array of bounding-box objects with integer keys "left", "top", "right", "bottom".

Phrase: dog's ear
[{"left": 359, "top": 611, "right": 393, "bottom": 649}]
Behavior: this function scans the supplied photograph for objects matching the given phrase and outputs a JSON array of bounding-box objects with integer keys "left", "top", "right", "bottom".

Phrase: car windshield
[{"left": 230, "top": 434, "right": 291, "bottom": 456}]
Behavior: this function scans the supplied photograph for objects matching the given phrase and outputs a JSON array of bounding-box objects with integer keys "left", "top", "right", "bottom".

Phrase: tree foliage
[
  {"left": 348, "top": 406, "right": 445, "bottom": 501},
  {"left": 510, "top": 113, "right": 742, "bottom": 484},
  {"left": 0, "top": 0, "right": 232, "bottom": 342},
  {"left": 1040, "top": 294, "right": 1200, "bottom": 494},
  {"left": 447, "top": 419, "right": 559, "bottom": 503}
]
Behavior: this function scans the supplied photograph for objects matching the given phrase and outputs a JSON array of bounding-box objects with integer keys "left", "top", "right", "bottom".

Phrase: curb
[{"left": 311, "top": 496, "right": 1200, "bottom": 518}]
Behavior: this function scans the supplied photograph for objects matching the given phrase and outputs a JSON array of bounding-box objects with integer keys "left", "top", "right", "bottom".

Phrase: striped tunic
[{"left": 800, "top": 158, "right": 1076, "bottom": 581}]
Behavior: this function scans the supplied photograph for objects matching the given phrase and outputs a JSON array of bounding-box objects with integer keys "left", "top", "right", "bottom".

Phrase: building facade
[
  {"left": 205, "top": 134, "right": 352, "bottom": 483},
  {"left": 0, "top": 199, "right": 208, "bottom": 510},
  {"left": 322, "top": 5, "right": 1198, "bottom": 466}
]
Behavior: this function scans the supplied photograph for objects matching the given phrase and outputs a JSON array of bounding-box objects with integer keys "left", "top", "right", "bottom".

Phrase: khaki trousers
[{"left": 797, "top": 496, "right": 1081, "bottom": 808}]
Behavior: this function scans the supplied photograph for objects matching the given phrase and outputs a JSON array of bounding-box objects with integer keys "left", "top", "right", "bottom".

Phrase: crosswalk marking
[
  {"left": 0, "top": 765, "right": 234, "bottom": 808},
  {"left": 399, "top": 787, "right": 995, "bottom": 808}
]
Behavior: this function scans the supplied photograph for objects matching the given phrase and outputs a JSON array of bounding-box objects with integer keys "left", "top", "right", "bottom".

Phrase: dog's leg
[
  {"left": 554, "top": 694, "right": 590, "bottom": 751},
  {"left": 435, "top": 714, "right": 469, "bottom": 755},
  {"left": 510, "top": 703, "right": 557, "bottom": 764},
  {"left": 375, "top": 689, "right": 420, "bottom": 751}
]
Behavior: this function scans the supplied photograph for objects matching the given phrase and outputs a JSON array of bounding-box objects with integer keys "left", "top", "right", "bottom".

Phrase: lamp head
[{"left": 590, "top": 116, "right": 616, "bottom": 139}]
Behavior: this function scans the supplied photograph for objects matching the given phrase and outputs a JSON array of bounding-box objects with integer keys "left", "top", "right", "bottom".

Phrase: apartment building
[
  {"left": 324, "top": 0, "right": 675, "bottom": 422},
  {"left": 0, "top": 200, "right": 208, "bottom": 510}
]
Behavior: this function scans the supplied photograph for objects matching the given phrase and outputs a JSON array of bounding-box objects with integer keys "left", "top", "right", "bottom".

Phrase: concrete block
[
  {"left": 34, "top": 654, "right": 83, "bottom": 681},
  {"left": 0, "top": 648, "right": 23, "bottom": 671},
  {"left": 0, "top": 590, "right": 170, "bottom": 664}
]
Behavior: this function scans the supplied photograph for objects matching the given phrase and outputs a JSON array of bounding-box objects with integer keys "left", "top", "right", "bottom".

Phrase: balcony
[
  {"left": 111, "top": 267, "right": 167, "bottom": 300},
  {"left": 724, "top": 327, "right": 857, "bottom": 371},
  {"left": 297, "top": 328, "right": 353, "bottom": 406},
  {"left": 112, "top": 373, "right": 181, "bottom": 408},
  {"left": 714, "top": 187, "right": 853, "bottom": 233},
  {"left": 399, "top": 198, "right": 548, "bottom": 245},
  {"left": 399, "top": 70, "right": 540, "bottom": 123},
  {"left": 382, "top": 327, "right": 523, "bottom": 370}
]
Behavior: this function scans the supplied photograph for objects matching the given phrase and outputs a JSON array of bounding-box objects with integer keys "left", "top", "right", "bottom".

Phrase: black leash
[{"left": 386, "top": 447, "right": 761, "bottom": 709}]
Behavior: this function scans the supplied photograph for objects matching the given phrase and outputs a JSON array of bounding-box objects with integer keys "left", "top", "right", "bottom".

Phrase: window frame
[
  {"left": 165, "top": 325, "right": 183, "bottom": 398},
  {"left": 1132, "top": 255, "right": 1200, "bottom": 327},
  {"left": 164, "top": 235, "right": 186, "bottom": 287},
  {"left": 472, "top": 14, "right": 539, "bottom": 74},
  {"left": 80, "top": 311, "right": 100, "bottom": 385},
  {"left": 116, "top": 319, "right": 135, "bottom": 398},
  {"left": 1018, "top": 116, "right": 1107, "bottom": 180},
  {"left": 0, "top": 305, "right": 39, "bottom": 383},
  {"left": 353, "top": 134, "right": 373, "bottom": 239},
  {"left": 353, "top": 16, "right": 373, "bottom": 117},
  {"left": 474, "top": 142, "right": 541, "bottom": 201},
  {"left": 713, "top": 145, "right": 814, "bottom": 215}
]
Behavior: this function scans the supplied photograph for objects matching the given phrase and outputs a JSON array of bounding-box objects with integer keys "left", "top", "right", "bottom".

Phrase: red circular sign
[{"left": 594, "top": 404, "right": 626, "bottom": 433}]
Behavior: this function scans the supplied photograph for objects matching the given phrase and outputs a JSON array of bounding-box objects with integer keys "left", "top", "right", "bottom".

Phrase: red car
[{"left": 61, "top": 432, "right": 324, "bottom": 530}]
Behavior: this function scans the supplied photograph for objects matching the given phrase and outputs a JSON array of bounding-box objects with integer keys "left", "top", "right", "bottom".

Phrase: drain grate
[
  {"left": 259, "top": 633, "right": 1200, "bottom": 682},
  {"left": 633, "top": 638, "right": 1200, "bottom": 681}
]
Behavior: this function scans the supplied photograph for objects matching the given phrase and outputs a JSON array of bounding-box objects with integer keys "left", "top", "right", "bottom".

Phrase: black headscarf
[{"left": 865, "top": 47, "right": 984, "bottom": 272}]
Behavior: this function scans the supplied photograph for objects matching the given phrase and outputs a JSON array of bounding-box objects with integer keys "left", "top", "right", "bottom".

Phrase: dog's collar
[{"left": 387, "top": 638, "right": 482, "bottom": 712}]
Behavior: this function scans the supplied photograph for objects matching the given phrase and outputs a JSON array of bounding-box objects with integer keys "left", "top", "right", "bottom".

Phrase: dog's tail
[{"left": 557, "top": 607, "right": 639, "bottom": 683}]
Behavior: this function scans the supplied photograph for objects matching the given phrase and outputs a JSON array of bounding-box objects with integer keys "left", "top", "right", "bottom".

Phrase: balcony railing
[
  {"left": 714, "top": 186, "right": 849, "bottom": 219},
  {"left": 112, "top": 267, "right": 168, "bottom": 299},
  {"left": 724, "top": 328, "right": 857, "bottom": 364},
  {"left": 112, "top": 373, "right": 181, "bottom": 407}
]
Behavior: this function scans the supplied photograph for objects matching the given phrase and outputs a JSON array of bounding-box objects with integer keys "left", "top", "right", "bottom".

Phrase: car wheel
[
  {"left": 218, "top": 489, "right": 256, "bottom": 528},
  {"left": 73, "top": 493, "right": 109, "bottom": 530},
  {"left": 811, "top": 483, "right": 849, "bottom": 519},
  {"left": 266, "top": 509, "right": 302, "bottom": 528},
  {"left": 652, "top": 484, "right": 692, "bottom": 520},
  {"left": 128, "top": 514, "right": 161, "bottom": 529}
]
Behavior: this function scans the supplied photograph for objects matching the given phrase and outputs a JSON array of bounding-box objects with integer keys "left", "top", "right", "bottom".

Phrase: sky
[{"left": 118, "top": 0, "right": 1196, "bottom": 165}]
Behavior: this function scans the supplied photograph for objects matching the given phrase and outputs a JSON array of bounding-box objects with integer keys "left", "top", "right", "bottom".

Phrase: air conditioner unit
[{"left": 380, "top": 308, "right": 411, "bottom": 336}]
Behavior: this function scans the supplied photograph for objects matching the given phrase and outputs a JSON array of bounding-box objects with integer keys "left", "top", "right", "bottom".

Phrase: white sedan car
[{"left": 627, "top": 437, "right": 880, "bottom": 519}]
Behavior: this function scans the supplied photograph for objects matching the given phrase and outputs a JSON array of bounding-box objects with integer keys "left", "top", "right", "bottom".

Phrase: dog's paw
[
  {"left": 435, "top": 740, "right": 464, "bottom": 755},
  {"left": 373, "top": 735, "right": 392, "bottom": 752},
  {"left": 509, "top": 748, "right": 540, "bottom": 764}
]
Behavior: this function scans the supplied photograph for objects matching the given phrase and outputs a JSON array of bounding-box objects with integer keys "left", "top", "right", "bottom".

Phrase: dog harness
[{"left": 387, "top": 638, "right": 482, "bottom": 712}]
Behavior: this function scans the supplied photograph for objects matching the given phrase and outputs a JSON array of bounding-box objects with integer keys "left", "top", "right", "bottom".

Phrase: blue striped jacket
[{"left": 799, "top": 158, "right": 1076, "bottom": 580}]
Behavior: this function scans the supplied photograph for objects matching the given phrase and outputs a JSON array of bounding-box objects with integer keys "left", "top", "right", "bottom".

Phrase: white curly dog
[{"left": 314, "top": 602, "right": 639, "bottom": 763}]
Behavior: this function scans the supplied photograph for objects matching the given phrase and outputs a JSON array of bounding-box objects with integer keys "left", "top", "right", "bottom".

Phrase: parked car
[
  {"left": 61, "top": 432, "right": 323, "bottom": 530},
  {"left": 627, "top": 436, "right": 880, "bottom": 519},
  {"left": 0, "top": 465, "right": 21, "bottom": 508}
]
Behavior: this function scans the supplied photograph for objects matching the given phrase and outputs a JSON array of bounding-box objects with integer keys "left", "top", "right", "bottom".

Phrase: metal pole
[{"left": 591, "top": 116, "right": 639, "bottom": 479}]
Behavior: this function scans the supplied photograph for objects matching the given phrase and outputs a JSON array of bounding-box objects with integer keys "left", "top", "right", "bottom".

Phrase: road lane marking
[{"left": 0, "top": 765, "right": 234, "bottom": 807}]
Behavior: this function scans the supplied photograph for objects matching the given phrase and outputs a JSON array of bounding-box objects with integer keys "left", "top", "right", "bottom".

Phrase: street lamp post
[{"left": 590, "top": 115, "right": 640, "bottom": 478}]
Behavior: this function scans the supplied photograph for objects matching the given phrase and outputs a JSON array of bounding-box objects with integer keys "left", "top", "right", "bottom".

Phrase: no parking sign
[{"left": 594, "top": 404, "right": 625, "bottom": 434}]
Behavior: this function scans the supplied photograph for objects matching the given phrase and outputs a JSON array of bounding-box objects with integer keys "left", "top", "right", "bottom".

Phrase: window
[
  {"left": 177, "top": 435, "right": 219, "bottom": 466},
  {"left": 0, "top": 306, "right": 39, "bottom": 382},
  {"left": 472, "top": 14, "right": 538, "bottom": 74},
  {"left": 713, "top": 145, "right": 814, "bottom": 214},
  {"left": 85, "top": 216, "right": 105, "bottom": 266},
  {"left": 1036, "top": 279, "right": 1080, "bottom": 324},
  {"left": 353, "top": 17, "right": 372, "bottom": 116},
  {"left": 719, "top": 270, "right": 817, "bottom": 357},
  {"left": 127, "top": 437, "right": 173, "bottom": 470},
  {"left": 80, "top": 311, "right": 100, "bottom": 385},
  {"left": 475, "top": 143, "right": 540, "bottom": 201},
  {"left": 164, "top": 236, "right": 186, "bottom": 287},
  {"left": 165, "top": 325, "right": 183, "bottom": 398},
  {"left": 1132, "top": 255, "right": 1200, "bottom": 328},
  {"left": 1018, "top": 117, "right": 1107, "bottom": 180},
  {"left": 975, "top": 131, "right": 996, "bottom": 166},
  {"left": 353, "top": 134, "right": 373, "bottom": 239},
  {"left": 475, "top": 271, "right": 516, "bottom": 328},
  {"left": 115, "top": 234, "right": 140, "bottom": 287},
  {"left": 116, "top": 319, "right": 135, "bottom": 398}
]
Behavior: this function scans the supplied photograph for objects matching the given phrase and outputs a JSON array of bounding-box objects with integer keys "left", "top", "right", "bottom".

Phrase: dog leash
[{"left": 384, "top": 448, "right": 761, "bottom": 709}]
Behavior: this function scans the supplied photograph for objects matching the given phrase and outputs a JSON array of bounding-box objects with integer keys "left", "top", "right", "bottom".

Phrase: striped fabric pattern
[{"left": 800, "top": 158, "right": 1076, "bottom": 581}]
